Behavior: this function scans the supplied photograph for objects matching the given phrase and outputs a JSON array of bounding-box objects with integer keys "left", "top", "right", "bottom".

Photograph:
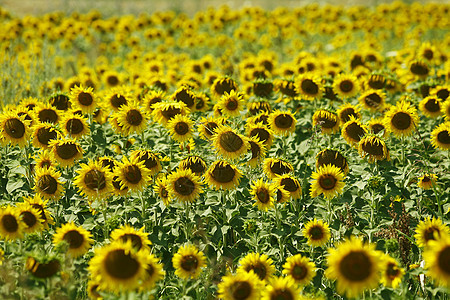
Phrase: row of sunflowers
[{"left": 0, "top": 1, "right": 449, "bottom": 299}]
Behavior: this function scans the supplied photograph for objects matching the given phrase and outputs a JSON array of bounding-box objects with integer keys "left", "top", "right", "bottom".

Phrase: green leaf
[{"left": 6, "top": 179, "right": 24, "bottom": 193}]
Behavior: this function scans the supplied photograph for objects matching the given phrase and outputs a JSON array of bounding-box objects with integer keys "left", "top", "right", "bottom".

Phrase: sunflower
[
  {"left": 303, "top": 219, "right": 331, "bottom": 247},
  {"left": 198, "top": 116, "right": 225, "bottom": 140},
  {"left": 247, "top": 101, "right": 271, "bottom": 116},
  {"left": 341, "top": 116, "right": 368, "bottom": 147},
  {"left": 248, "top": 113, "right": 270, "bottom": 126},
  {"left": 115, "top": 156, "right": 151, "bottom": 192},
  {"left": 414, "top": 217, "right": 450, "bottom": 247},
  {"left": 49, "top": 137, "right": 83, "bottom": 167},
  {"left": 49, "top": 93, "right": 71, "bottom": 111},
  {"left": 26, "top": 256, "right": 61, "bottom": 279},
  {"left": 409, "top": 60, "right": 429, "bottom": 78},
  {"left": 35, "top": 102, "right": 60, "bottom": 124},
  {"left": 295, "top": 73, "right": 323, "bottom": 101},
  {"left": 194, "top": 92, "right": 210, "bottom": 112},
  {"left": 70, "top": 85, "right": 97, "bottom": 114},
  {"left": 423, "top": 235, "right": 450, "bottom": 287},
  {"left": 419, "top": 96, "right": 442, "bottom": 118},
  {"left": 237, "top": 252, "right": 276, "bottom": 281},
  {"left": 263, "top": 157, "right": 293, "bottom": 179},
  {"left": 142, "top": 90, "right": 165, "bottom": 113},
  {"left": 384, "top": 100, "right": 419, "bottom": 137},
  {"left": 249, "top": 179, "right": 276, "bottom": 211},
  {"left": 261, "top": 276, "right": 301, "bottom": 300},
  {"left": 87, "top": 280, "right": 102, "bottom": 300},
  {"left": 367, "top": 117, "right": 387, "bottom": 137},
  {"left": 16, "top": 203, "right": 44, "bottom": 234},
  {"left": 0, "top": 206, "right": 24, "bottom": 240},
  {"left": 23, "top": 194, "right": 54, "bottom": 229},
  {"left": 217, "top": 90, "right": 245, "bottom": 118},
  {"left": 0, "top": 112, "right": 31, "bottom": 147},
  {"left": 358, "top": 89, "right": 385, "bottom": 111},
  {"left": 205, "top": 160, "right": 242, "bottom": 191},
  {"left": 172, "top": 244, "right": 206, "bottom": 280},
  {"left": 333, "top": 73, "right": 359, "bottom": 98},
  {"left": 53, "top": 222, "right": 93, "bottom": 258},
  {"left": 431, "top": 85, "right": 450, "bottom": 102},
  {"left": 312, "top": 110, "right": 340, "bottom": 134},
  {"left": 431, "top": 122, "right": 450, "bottom": 150},
  {"left": 442, "top": 99, "right": 450, "bottom": 119},
  {"left": 139, "top": 249, "right": 165, "bottom": 291},
  {"left": 213, "top": 125, "right": 249, "bottom": 160},
  {"left": 16, "top": 104, "right": 37, "bottom": 127},
  {"left": 247, "top": 136, "right": 267, "bottom": 167},
  {"left": 115, "top": 101, "right": 148, "bottom": 135},
  {"left": 325, "top": 237, "right": 382, "bottom": 298},
  {"left": 31, "top": 122, "right": 60, "bottom": 149},
  {"left": 167, "top": 114, "right": 195, "bottom": 143},
  {"left": 154, "top": 176, "right": 171, "bottom": 206},
  {"left": 217, "top": 271, "right": 263, "bottom": 300},
  {"left": 282, "top": 254, "right": 316, "bottom": 286},
  {"left": 337, "top": 103, "right": 361, "bottom": 124},
  {"left": 380, "top": 254, "right": 404, "bottom": 289},
  {"left": 179, "top": 155, "right": 207, "bottom": 176},
  {"left": 151, "top": 101, "right": 189, "bottom": 126},
  {"left": 20, "top": 97, "right": 39, "bottom": 111},
  {"left": 246, "top": 122, "right": 274, "bottom": 148},
  {"left": 88, "top": 241, "right": 147, "bottom": 293},
  {"left": 315, "top": 148, "right": 349, "bottom": 175},
  {"left": 74, "top": 160, "right": 113, "bottom": 201},
  {"left": 268, "top": 110, "right": 297, "bottom": 136},
  {"left": 418, "top": 173, "right": 437, "bottom": 190},
  {"left": 34, "top": 167, "right": 64, "bottom": 201},
  {"left": 167, "top": 168, "right": 203, "bottom": 203},
  {"left": 211, "top": 77, "right": 238, "bottom": 99},
  {"left": 60, "top": 111, "right": 90, "bottom": 139},
  {"left": 310, "top": 164, "right": 345, "bottom": 199},
  {"left": 130, "top": 150, "right": 162, "bottom": 176},
  {"left": 172, "top": 86, "right": 197, "bottom": 111},
  {"left": 358, "top": 135, "right": 390, "bottom": 163},
  {"left": 365, "top": 74, "right": 386, "bottom": 90},
  {"left": 110, "top": 224, "right": 151, "bottom": 251},
  {"left": 275, "top": 186, "right": 290, "bottom": 204},
  {"left": 273, "top": 174, "right": 302, "bottom": 200}
]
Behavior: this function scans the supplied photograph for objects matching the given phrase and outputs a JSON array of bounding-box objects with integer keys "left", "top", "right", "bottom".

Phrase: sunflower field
[{"left": 0, "top": 1, "right": 450, "bottom": 299}]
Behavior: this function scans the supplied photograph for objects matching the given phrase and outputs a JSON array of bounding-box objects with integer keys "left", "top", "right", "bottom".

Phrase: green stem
[
  {"left": 433, "top": 185, "right": 443, "bottom": 219},
  {"left": 102, "top": 201, "right": 109, "bottom": 240},
  {"left": 274, "top": 203, "right": 281, "bottom": 230},
  {"left": 141, "top": 191, "right": 147, "bottom": 226}
]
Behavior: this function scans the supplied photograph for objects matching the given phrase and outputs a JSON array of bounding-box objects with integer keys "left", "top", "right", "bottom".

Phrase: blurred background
[{"left": 1, "top": 0, "right": 449, "bottom": 16}]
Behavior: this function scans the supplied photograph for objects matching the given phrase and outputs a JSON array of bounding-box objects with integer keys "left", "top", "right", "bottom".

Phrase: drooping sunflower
[
  {"left": 198, "top": 116, "right": 225, "bottom": 140},
  {"left": 418, "top": 173, "right": 437, "bottom": 190},
  {"left": 70, "top": 85, "right": 97, "bottom": 114},
  {"left": 130, "top": 150, "right": 162, "bottom": 176},
  {"left": 16, "top": 203, "right": 44, "bottom": 234},
  {"left": 49, "top": 93, "right": 71, "bottom": 111},
  {"left": 88, "top": 241, "right": 147, "bottom": 293},
  {"left": 115, "top": 101, "right": 148, "bottom": 135},
  {"left": 384, "top": 100, "right": 419, "bottom": 137},
  {"left": 60, "top": 111, "right": 90, "bottom": 139},
  {"left": 423, "top": 235, "right": 450, "bottom": 287},
  {"left": 205, "top": 160, "right": 242, "bottom": 191},
  {"left": 268, "top": 110, "right": 297, "bottom": 136},
  {"left": 211, "top": 77, "right": 238, "bottom": 99},
  {"left": 110, "top": 224, "right": 151, "bottom": 252},
  {"left": 315, "top": 148, "right": 349, "bottom": 175},
  {"left": 139, "top": 249, "right": 165, "bottom": 291},
  {"left": 23, "top": 194, "right": 54, "bottom": 229},
  {"left": 237, "top": 252, "right": 276, "bottom": 282},
  {"left": 115, "top": 156, "right": 151, "bottom": 192},
  {"left": 341, "top": 116, "right": 368, "bottom": 147},
  {"left": 310, "top": 164, "right": 345, "bottom": 199},
  {"left": 409, "top": 60, "right": 429, "bottom": 78},
  {"left": 261, "top": 276, "right": 301, "bottom": 300},
  {"left": 414, "top": 217, "right": 450, "bottom": 247},
  {"left": 217, "top": 90, "right": 245, "bottom": 118},
  {"left": 358, "top": 135, "right": 390, "bottom": 163},
  {"left": 74, "top": 160, "right": 113, "bottom": 201},
  {"left": 282, "top": 254, "right": 316, "bottom": 286},
  {"left": 337, "top": 103, "right": 361, "bottom": 124},
  {"left": 431, "top": 122, "right": 450, "bottom": 150},
  {"left": 247, "top": 136, "right": 267, "bottom": 167},
  {"left": 273, "top": 174, "right": 302, "bottom": 200},
  {"left": 194, "top": 92, "right": 210, "bottom": 112},
  {"left": 332, "top": 73, "right": 359, "bottom": 98},
  {"left": 367, "top": 117, "right": 387, "bottom": 137},
  {"left": 275, "top": 186, "right": 290, "bottom": 204},
  {"left": 249, "top": 179, "right": 276, "bottom": 211},
  {"left": 358, "top": 89, "right": 385, "bottom": 111},
  {"left": 295, "top": 73, "right": 323, "bottom": 101},
  {"left": 34, "top": 167, "right": 64, "bottom": 201},
  {"left": 35, "top": 102, "right": 60, "bottom": 124},
  {"left": 263, "top": 157, "right": 293, "bottom": 179},
  {"left": 365, "top": 74, "right": 386, "bottom": 90},
  {"left": 26, "top": 256, "right": 60, "bottom": 279},
  {"left": 16, "top": 104, "right": 37, "bottom": 127},
  {"left": 303, "top": 219, "right": 331, "bottom": 247},
  {"left": 172, "top": 244, "right": 206, "bottom": 280},
  {"left": 0, "top": 112, "right": 31, "bottom": 147},
  {"left": 179, "top": 155, "right": 207, "bottom": 176},
  {"left": 325, "top": 237, "right": 382, "bottom": 298},
  {"left": 49, "top": 137, "right": 83, "bottom": 167},
  {"left": 312, "top": 109, "right": 340, "bottom": 134},
  {"left": 0, "top": 206, "right": 24, "bottom": 240},
  {"left": 167, "top": 114, "right": 195, "bottom": 143},
  {"left": 166, "top": 168, "right": 203, "bottom": 203},
  {"left": 419, "top": 96, "right": 442, "bottom": 118},
  {"left": 380, "top": 254, "right": 404, "bottom": 289},
  {"left": 248, "top": 113, "right": 270, "bottom": 126},
  {"left": 246, "top": 122, "right": 274, "bottom": 149},
  {"left": 213, "top": 125, "right": 249, "bottom": 160},
  {"left": 172, "top": 85, "right": 197, "bottom": 111},
  {"left": 217, "top": 271, "right": 263, "bottom": 300},
  {"left": 151, "top": 101, "right": 189, "bottom": 126},
  {"left": 53, "top": 222, "right": 93, "bottom": 258},
  {"left": 247, "top": 101, "right": 271, "bottom": 116},
  {"left": 31, "top": 122, "right": 60, "bottom": 149}
]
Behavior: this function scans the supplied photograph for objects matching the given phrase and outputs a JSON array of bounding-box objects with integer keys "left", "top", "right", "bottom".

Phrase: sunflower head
[
  {"left": 238, "top": 252, "right": 276, "bottom": 281},
  {"left": 34, "top": 167, "right": 64, "bottom": 201},
  {"left": 115, "top": 101, "right": 148, "bottom": 135},
  {"left": 417, "top": 173, "right": 437, "bottom": 190},
  {"left": 380, "top": 254, "right": 404, "bottom": 289},
  {"left": 247, "top": 136, "right": 267, "bottom": 167},
  {"left": 358, "top": 135, "right": 390, "bottom": 163},
  {"left": 282, "top": 254, "right": 317, "bottom": 286},
  {"left": 295, "top": 74, "right": 323, "bottom": 101},
  {"left": 70, "top": 85, "right": 96, "bottom": 114},
  {"left": 274, "top": 174, "right": 302, "bottom": 200},
  {"left": 341, "top": 116, "right": 368, "bottom": 147},
  {"left": 211, "top": 77, "right": 238, "bottom": 98},
  {"left": 0, "top": 112, "right": 31, "bottom": 147},
  {"left": 205, "top": 160, "right": 242, "bottom": 191},
  {"left": 262, "top": 276, "right": 301, "bottom": 300},
  {"left": 49, "top": 92, "right": 71, "bottom": 111},
  {"left": 53, "top": 222, "right": 93, "bottom": 258},
  {"left": 172, "top": 86, "right": 196, "bottom": 110},
  {"left": 310, "top": 164, "right": 345, "bottom": 200},
  {"left": 431, "top": 122, "right": 450, "bottom": 151},
  {"left": 217, "top": 270, "right": 263, "bottom": 300},
  {"left": 358, "top": 89, "right": 385, "bottom": 111},
  {"left": 167, "top": 114, "right": 195, "bottom": 143},
  {"left": 74, "top": 159, "right": 113, "bottom": 201},
  {"left": 250, "top": 179, "right": 276, "bottom": 211},
  {"left": 172, "top": 244, "right": 206, "bottom": 279},
  {"left": 312, "top": 109, "right": 340, "bottom": 135},
  {"left": 303, "top": 218, "right": 331, "bottom": 247},
  {"left": 332, "top": 73, "right": 359, "bottom": 98},
  {"left": 179, "top": 155, "right": 207, "bottom": 176},
  {"left": 130, "top": 150, "right": 162, "bottom": 176},
  {"left": 367, "top": 117, "right": 387, "bottom": 137},
  {"left": 268, "top": 110, "right": 297, "bottom": 136},
  {"left": 337, "top": 103, "right": 361, "bottom": 124},
  {"left": 49, "top": 137, "right": 83, "bottom": 167},
  {"left": 423, "top": 235, "right": 450, "bottom": 287},
  {"left": 167, "top": 168, "right": 203, "bottom": 203},
  {"left": 16, "top": 203, "right": 44, "bottom": 234},
  {"left": 26, "top": 256, "right": 61, "bottom": 279},
  {"left": 315, "top": 148, "right": 349, "bottom": 175},
  {"left": 419, "top": 96, "right": 442, "bottom": 118},
  {"left": 414, "top": 217, "right": 450, "bottom": 247},
  {"left": 213, "top": 125, "right": 249, "bottom": 160},
  {"left": 409, "top": 60, "right": 429, "bottom": 78},
  {"left": 248, "top": 101, "right": 271, "bottom": 116},
  {"left": 263, "top": 158, "right": 293, "bottom": 179},
  {"left": 151, "top": 101, "right": 189, "bottom": 126},
  {"left": 246, "top": 122, "right": 274, "bottom": 149},
  {"left": 110, "top": 224, "right": 151, "bottom": 251},
  {"left": 154, "top": 176, "right": 171, "bottom": 206},
  {"left": 60, "top": 110, "right": 90, "bottom": 139},
  {"left": 0, "top": 206, "right": 24, "bottom": 240},
  {"left": 383, "top": 99, "right": 419, "bottom": 137},
  {"left": 115, "top": 156, "right": 151, "bottom": 192},
  {"left": 142, "top": 90, "right": 164, "bottom": 113}
]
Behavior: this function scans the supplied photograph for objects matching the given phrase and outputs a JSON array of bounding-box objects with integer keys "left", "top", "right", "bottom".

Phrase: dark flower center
[
  {"left": 249, "top": 141, "right": 261, "bottom": 160},
  {"left": 63, "top": 229, "right": 85, "bottom": 249},
  {"left": 124, "top": 165, "right": 142, "bottom": 184},
  {"left": 174, "top": 177, "right": 196, "bottom": 196},
  {"left": 211, "top": 163, "right": 235, "bottom": 183},
  {"left": 270, "top": 289, "right": 294, "bottom": 300},
  {"left": 78, "top": 92, "right": 93, "bottom": 106},
  {"left": 38, "top": 109, "right": 58, "bottom": 124},
  {"left": 84, "top": 169, "right": 106, "bottom": 191},
  {"left": 174, "top": 122, "right": 189, "bottom": 135},
  {"left": 231, "top": 281, "right": 251, "bottom": 300},
  {"left": 410, "top": 62, "right": 429, "bottom": 76},
  {"left": 391, "top": 112, "right": 412, "bottom": 130},
  {"left": 105, "top": 249, "right": 140, "bottom": 279},
  {"left": 319, "top": 174, "right": 337, "bottom": 190},
  {"left": 110, "top": 95, "right": 127, "bottom": 109},
  {"left": 161, "top": 107, "right": 181, "bottom": 121},
  {"left": 364, "top": 93, "right": 382, "bottom": 108},
  {"left": 2, "top": 214, "right": 18, "bottom": 232},
  {"left": 386, "top": 262, "right": 400, "bottom": 280},
  {"left": 362, "top": 139, "right": 385, "bottom": 156},
  {"left": 280, "top": 177, "right": 299, "bottom": 192},
  {"left": 180, "top": 255, "right": 198, "bottom": 272},
  {"left": 107, "top": 75, "right": 119, "bottom": 86},
  {"left": 37, "top": 175, "right": 58, "bottom": 195},
  {"left": 424, "top": 98, "right": 440, "bottom": 112},
  {"left": 339, "top": 108, "right": 358, "bottom": 123},
  {"left": 21, "top": 211, "right": 37, "bottom": 228},
  {"left": 56, "top": 143, "right": 79, "bottom": 160},
  {"left": 274, "top": 114, "right": 294, "bottom": 129},
  {"left": 219, "top": 131, "right": 244, "bottom": 153},
  {"left": 250, "top": 128, "right": 270, "bottom": 144},
  {"left": 175, "top": 89, "right": 195, "bottom": 108},
  {"left": 120, "top": 233, "right": 143, "bottom": 250},
  {"left": 270, "top": 161, "right": 291, "bottom": 176},
  {"left": 309, "top": 226, "right": 324, "bottom": 240},
  {"left": 301, "top": 79, "right": 319, "bottom": 95},
  {"left": 50, "top": 94, "right": 70, "bottom": 111},
  {"left": 126, "top": 109, "right": 143, "bottom": 126},
  {"left": 371, "top": 124, "right": 385, "bottom": 135},
  {"left": 437, "top": 130, "right": 450, "bottom": 144},
  {"left": 204, "top": 122, "right": 218, "bottom": 136},
  {"left": 292, "top": 264, "right": 307, "bottom": 280},
  {"left": 436, "top": 89, "right": 449, "bottom": 101},
  {"left": 339, "top": 251, "right": 372, "bottom": 281},
  {"left": 245, "top": 262, "right": 266, "bottom": 280},
  {"left": 139, "top": 152, "right": 158, "bottom": 170},
  {"left": 424, "top": 226, "right": 439, "bottom": 242},
  {"left": 339, "top": 80, "right": 354, "bottom": 93},
  {"left": 345, "top": 122, "right": 366, "bottom": 142},
  {"left": 317, "top": 150, "right": 347, "bottom": 172},
  {"left": 4, "top": 118, "right": 25, "bottom": 139},
  {"left": 183, "top": 158, "right": 206, "bottom": 174},
  {"left": 438, "top": 246, "right": 450, "bottom": 275},
  {"left": 37, "top": 127, "right": 58, "bottom": 146},
  {"left": 257, "top": 189, "right": 270, "bottom": 203},
  {"left": 226, "top": 98, "right": 238, "bottom": 111},
  {"left": 65, "top": 118, "right": 84, "bottom": 135}
]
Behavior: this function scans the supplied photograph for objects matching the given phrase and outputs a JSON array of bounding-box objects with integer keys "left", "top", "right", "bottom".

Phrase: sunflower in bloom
[
  {"left": 172, "top": 85, "right": 197, "bottom": 111},
  {"left": 261, "top": 276, "right": 301, "bottom": 300},
  {"left": 110, "top": 224, "right": 151, "bottom": 251},
  {"left": 53, "top": 222, "right": 93, "bottom": 258},
  {"left": 295, "top": 73, "right": 323, "bottom": 101},
  {"left": 268, "top": 110, "right": 297, "bottom": 136},
  {"left": 139, "top": 248, "right": 165, "bottom": 292},
  {"left": 358, "top": 135, "right": 390, "bottom": 163},
  {"left": 275, "top": 186, "right": 290, "bottom": 204},
  {"left": 303, "top": 219, "right": 331, "bottom": 247},
  {"left": 249, "top": 179, "right": 276, "bottom": 211},
  {"left": 418, "top": 173, "right": 437, "bottom": 190},
  {"left": 332, "top": 73, "right": 359, "bottom": 98},
  {"left": 273, "top": 174, "right": 302, "bottom": 200},
  {"left": 315, "top": 148, "right": 349, "bottom": 176},
  {"left": 312, "top": 109, "right": 340, "bottom": 134},
  {"left": 49, "top": 137, "right": 83, "bottom": 167},
  {"left": 115, "top": 156, "right": 151, "bottom": 192},
  {"left": 217, "top": 271, "right": 263, "bottom": 300},
  {"left": 282, "top": 254, "right": 316, "bottom": 286},
  {"left": 130, "top": 150, "right": 162, "bottom": 176},
  {"left": 16, "top": 203, "right": 44, "bottom": 234},
  {"left": 247, "top": 136, "right": 267, "bottom": 168},
  {"left": 31, "top": 122, "right": 60, "bottom": 149},
  {"left": 179, "top": 155, "right": 207, "bottom": 176},
  {"left": 26, "top": 256, "right": 61, "bottom": 279},
  {"left": 69, "top": 85, "right": 97, "bottom": 114},
  {"left": 423, "top": 235, "right": 450, "bottom": 287},
  {"left": 0, "top": 206, "right": 24, "bottom": 240},
  {"left": 384, "top": 100, "right": 419, "bottom": 137},
  {"left": 35, "top": 102, "right": 60, "bottom": 124},
  {"left": 358, "top": 89, "right": 385, "bottom": 111},
  {"left": 115, "top": 101, "right": 148, "bottom": 135},
  {"left": 172, "top": 244, "right": 206, "bottom": 280},
  {"left": 310, "top": 164, "right": 345, "bottom": 199},
  {"left": 0, "top": 112, "right": 31, "bottom": 147},
  {"left": 88, "top": 241, "right": 147, "bottom": 293},
  {"left": 211, "top": 77, "right": 238, "bottom": 99},
  {"left": 103, "top": 86, "right": 133, "bottom": 112},
  {"left": 213, "top": 125, "right": 249, "bottom": 161},
  {"left": 237, "top": 252, "right": 276, "bottom": 282},
  {"left": 380, "top": 254, "right": 404, "bottom": 289},
  {"left": 337, "top": 103, "right": 361, "bottom": 124},
  {"left": 198, "top": 116, "right": 225, "bottom": 140},
  {"left": 263, "top": 157, "right": 293, "bottom": 179},
  {"left": 414, "top": 217, "right": 450, "bottom": 248},
  {"left": 167, "top": 114, "right": 195, "bottom": 143},
  {"left": 60, "top": 111, "right": 90, "bottom": 139},
  {"left": 441, "top": 99, "right": 450, "bottom": 120},
  {"left": 167, "top": 168, "right": 203, "bottom": 203},
  {"left": 151, "top": 101, "right": 189, "bottom": 126},
  {"left": 87, "top": 280, "right": 102, "bottom": 300},
  {"left": 74, "top": 159, "right": 113, "bottom": 201},
  {"left": 367, "top": 117, "right": 387, "bottom": 137},
  {"left": 246, "top": 122, "right": 274, "bottom": 149},
  {"left": 23, "top": 194, "right": 54, "bottom": 229},
  {"left": 419, "top": 96, "right": 442, "bottom": 118},
  {"left": 34, "top": 167, "right": 64, "bottom": 201},
  {"left": 341, "top": 116, "right": 368, "bottom": 147},
  {"left": 247, "top": 101, "right": 271, "bottom": 116},
  {"left": 142, "top": 90, "right": 165, "bottom": 113},
  {"left": 409, "top": 60, "right": 429, "bottom": 78},
  {"left": 431, "top": 122, "right": 450, "bottom": 151},
  {"left": 217, "top": 90, "right": 245, "bottom": 118},
  {"left": 325, "top": 237, "right": 382, "bottom": 298}
]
